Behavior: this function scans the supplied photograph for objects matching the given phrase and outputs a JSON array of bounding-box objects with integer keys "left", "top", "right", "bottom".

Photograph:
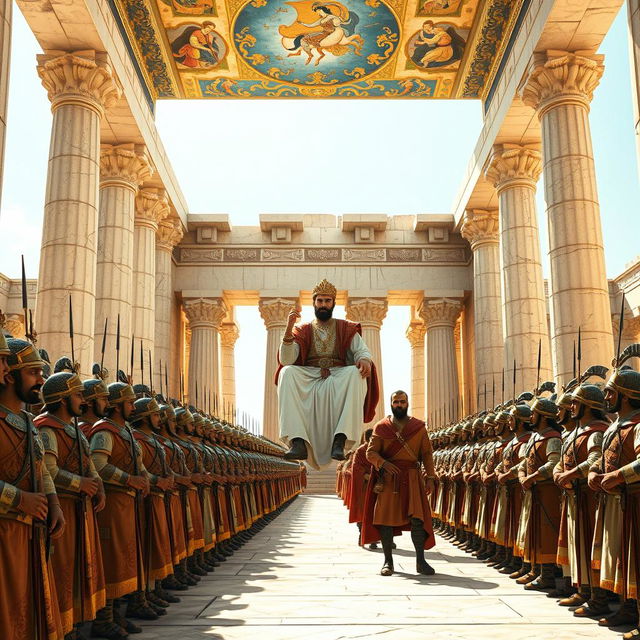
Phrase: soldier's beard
[
  {"left": 391, "top": 406, "right": 408, "bottom": 419},
  {"left": 314, "top": 306, "right": 333, "bottom": 321}
]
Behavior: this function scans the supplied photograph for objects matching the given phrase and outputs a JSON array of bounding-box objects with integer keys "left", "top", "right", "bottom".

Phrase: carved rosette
[
  {"left": 184, "top": 298, "right": 228, "bottom": 329},
  {"left": 157, "top": 218, "right": 184, "bottom": 253},
  {"left": 135, "top": 188, "right": 170, "bottom": 231},
  {"left": 345, "top": 298, "right": 388, "bottom": 329},
  {"left": 419, "top": 298, "right": 462, "bottom": 329},
  {"left": 219, "top": 323, "right": 240, "bottom": 348},
  {"left": 100, "top": 143, "right": 153, "bottom": 190},
  {"left": 37, "top": 51, "right": 122, "bottom": 117},
  {"left": 485, "top": 143, "right": 542, "bottom": 193},
  {"left": 521, "top": 52, "right": 604, "bottom": 117},
  {"left": 405, "top": 321, "right": 426, "bottom": 349},
  {"left": 259, "top": 298, "right": 298, "bottom": 329},
  {"left": 461, "top": 209, "right": 499, "bottom": 250}
]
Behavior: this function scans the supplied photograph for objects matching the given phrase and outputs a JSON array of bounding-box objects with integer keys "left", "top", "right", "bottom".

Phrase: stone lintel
[
  {"left": 188, "top": 214, "right": 232, "bottom": 244},
  {"left": 414, "top": 214, "right": 454, "bottom": 243},
  {"left": 341, "top": 214, "right": 387, "bottom": 244},
  {"left": 260, "top": 215, "right": 304, "bottom": 243}
]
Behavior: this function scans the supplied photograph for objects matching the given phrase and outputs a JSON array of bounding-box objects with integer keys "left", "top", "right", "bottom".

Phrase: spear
[
  {"left": 148, "top": 350, "right": 153, "bottom": 395},
  {"left": 512, "top": 359, "right": 516, "bottom": 403},
  {"left": 577, "top": 326, "right": 582, "bottom": 380},
  {"left": 116, "top": 314, "right": 121, "bottom": 376},
  {"left": 616, "top": 292, "right": 626, "bottom": 366},
  {"left": 195, "top": 380, "right": 199, "bottom": 410},
  {"left": 491, "top": 376, "right": 495, "bottom": 408},
  {"left": 140, "top": 339, "right": 144, "bottom": 391},
  {"left": 180, "top": 371, "right": 184, "bottom": 405},
  {"left": 535, "top": 339, "right": 541, "bottom": 394},
  {"left": 29, "top": 309, "right": 35, "bottom": 344},
  {"left": 159, "top": 359, "right": 163, "bottom": 399},
  {"left": 129, "top": 334, "right": 135, "bottom": 385},
  {"left": 164, "top": 362, "right": 169, "bottom": 401},
  {"left": 484, "top": 381, "right": 487, "bottom": 412},
  {"left": 21, "top": 255, "right": 28, "bottom": 341},
  {"left": 572, "top": 341, "right": 576, "bottom": 380},
  {"left": 100, "top": 318, "right": 108, "bottom": 377}
]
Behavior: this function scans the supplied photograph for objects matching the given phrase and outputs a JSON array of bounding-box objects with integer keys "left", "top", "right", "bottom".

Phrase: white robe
[{"left": 278, "top": 332, "right": 371, "bottom": 470}]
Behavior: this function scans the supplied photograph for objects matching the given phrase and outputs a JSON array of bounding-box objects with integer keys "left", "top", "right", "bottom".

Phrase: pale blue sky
[{"left": 0, "top": 3, "right": 638, "bottom": 425}]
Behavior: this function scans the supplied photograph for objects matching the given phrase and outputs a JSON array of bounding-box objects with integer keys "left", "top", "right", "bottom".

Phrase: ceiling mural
[{"left": 110, "top": 0, "right": 526, "bottom": 99}]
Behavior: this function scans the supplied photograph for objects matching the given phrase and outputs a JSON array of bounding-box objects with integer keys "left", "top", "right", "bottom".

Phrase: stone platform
[{"left": 132, "top": 494, "right": 622, "bottom": 639}]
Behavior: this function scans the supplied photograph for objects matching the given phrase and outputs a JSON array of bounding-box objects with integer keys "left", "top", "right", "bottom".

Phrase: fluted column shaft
[
  {"left": 259, "top": 298, "right": 298, "bottom": 442},
  {"left": 220, "top": 322, "right": 240, "bottom": 407},
  {"left": 461, "top": 209, "right": 504, "bottom": 393},
  {"left": 486, "top": 143, "right": 552, "bottom": 390},
  {"left": 345, "top": 297, "right": 388, "bottom": 423},
  {"left": 184, "top": 298, "right": 227, "bottom": 406},
  {"left": 133, "top": 188, "right": 168, "bottom": 383},
  {"left": 420, "top": 298, "right": 461, "bottom": 428},
  {"left": 35, "top": 52, "right": 121, "bottom": 375},
  {"left": 155, "top": 218, "right": 183, "bottom": 394},
  {"left": 522, "top": 52, "right": 613, "bottom": 382},
  {"left": 0, "top": 0, "right": 11, "bottom": 207},
  {"left": 95, "top": 144, "right": 151, "bottom": 377},
  {"left": 629, "top": 1, "right": 640, "bottom": 177},
  {"left": 406, "top": 321, "right": 426, "bottom": 420}
]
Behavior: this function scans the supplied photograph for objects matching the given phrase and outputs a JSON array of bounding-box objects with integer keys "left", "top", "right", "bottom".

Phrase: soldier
[
  {"left": 349, "top": 429, "right": 374, "bottom": 547},
  {"left": 35, "top": 370, "right": 107, "bottom": 640},
  {"left": 589, "top": 358, "right": 640, "bottom": 631},
  {"left": 130, "top": 397, "right": 179, "bottom": 610},
  {"left": 516, "top": 396, "right": 562, "bottom": 591},
  {"left": 0, "top": 336, "right": 65, "bottom": 640},
  {"left": 79, "top": 379, "right": 110, "bottom": 436},
  {"left": 556, "top": 382, "right": 609, "bottom": 615},
  {"left": 88, "top": 382, "right": 155, "bottom": 638}
]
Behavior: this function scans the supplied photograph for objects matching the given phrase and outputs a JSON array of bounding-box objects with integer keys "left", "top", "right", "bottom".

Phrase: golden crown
[{"left": 312, "top": 279, "right": 337, "bottom": 299}]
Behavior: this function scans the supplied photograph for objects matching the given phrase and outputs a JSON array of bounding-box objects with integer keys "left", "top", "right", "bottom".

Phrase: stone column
[
  {"left": 522, "top": 52, "right": 614, "bottom": 382},
  {"left": 95, "top": 143, "right": 151, "bottom": 377},
  {"left": 0, "top": 0, "right": 11, "bottom": 206},
  {"left": 406, "top": 320, "right": 426, "bottom": 420},
  {"left": 35, "top": 52, "right": 121, "bottom": 375},
  {"left": 461, "top": 209, "right": 504, "bottom": 395},
  {"left": 184, "top": 297, "right": 227, "bottom": 407},
  {"left": 485, "top": 143, "right": 552, "bottom": 390},
  {"left": 420, "top": 298, "right": 461, "bottom": 428},
  {"left": 132, "top": 188, "right": 169, "bottom": 383},
  {"left": 345, "top": 297, "right": 388, "bottom": 423},
  {"left": 155, "top": 217, "right": 183, "bottom": 394},
  {"left": 259, "top": 297, "right": 298, "bottom": 443},
  {"left": 628, "top": 1, "right": 640, "bottom": 180},
  {"left": 220, "top": 322, "right": 240, "bottom": 407}
]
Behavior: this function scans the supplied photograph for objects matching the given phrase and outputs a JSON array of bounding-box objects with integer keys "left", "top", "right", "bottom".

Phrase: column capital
[
  {"left": 100, "top": 143, "right": 153, "bottom": 190},
  {"left": 461, "top": 209, "right": 499, "bottom": 250},
  {"left": 485, "top": 143, "right": 542, "bottom": 193},
  {"left": 419, "top": 298, "right": 462, "bottom": 329},
  {"left": 405, "top": 321, "right": 426, "bottom": 348},
  {"left": 259, "top": 297, "right": 298, "bottom": 329},
  {"left": 345, "top": 297, "right": 388, "bottom": 329},
  {"left": 521, "top": 51, "right": 604, "bottom": 117},
  {"left": 219, "top": 322, "right": 240, "bottom": 348},
  {"left": 37, "top": 51, "right": 121, "bottom": 117},
  {"left": 135, "top": 187, "right": 170, "bottom": 231},
  {"left": 157, "top": 217, "right": 184, "bottom": 252},
  {"left": 184, "top": 297, "right": 227, "bottom": 329}
]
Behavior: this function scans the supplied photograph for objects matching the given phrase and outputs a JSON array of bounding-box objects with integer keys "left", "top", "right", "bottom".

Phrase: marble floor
[{"left": 130, "top": 494, "right": 626, "bottom": 640}]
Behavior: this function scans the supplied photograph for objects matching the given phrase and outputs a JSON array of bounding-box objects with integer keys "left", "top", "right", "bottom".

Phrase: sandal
[{"left": 380, "top": 563, "right": 394, "bottom": 576}]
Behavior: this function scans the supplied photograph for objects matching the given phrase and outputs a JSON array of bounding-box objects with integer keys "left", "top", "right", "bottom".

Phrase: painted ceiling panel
[{"left": 109, "top": 0, "right": 526, "bottom": 99}]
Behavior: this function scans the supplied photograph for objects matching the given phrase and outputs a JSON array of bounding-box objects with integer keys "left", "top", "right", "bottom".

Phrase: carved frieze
[
  {"left": 261, "top": 249, "right": 305, "bottom": 262},
  {"left": 343, "top": 249, "right": 386, "bottom": 262},
  {"left": 224, "top": 249, "right": 259, "bottom": 262},
  {"left": 423, "top": 248, "right": 467, "bottom": 262},
  {"left": 387, "top": 248, "right": 421, "bottom": 262},
  {"left": 181, "top": 248, "right": 223, "bottom": 262},
  {"left": 305, "top": 249, "right": 341, "bottom": 262}
]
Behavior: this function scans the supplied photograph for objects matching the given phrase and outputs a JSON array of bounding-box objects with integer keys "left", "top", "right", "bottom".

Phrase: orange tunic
[
  {"left": 361, "top": 416, "right": 435, "bottom": 548},
  {"left": 0, "top": 409, "right": 63, "bottom": 640},
  {"left": 348, "top": 442, "right": 371, "bottom": 524}
]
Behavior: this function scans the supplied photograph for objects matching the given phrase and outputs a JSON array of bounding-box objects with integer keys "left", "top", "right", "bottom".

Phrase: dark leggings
[{"left": 378, "top": 518, "right": 427, "bottom": 565}]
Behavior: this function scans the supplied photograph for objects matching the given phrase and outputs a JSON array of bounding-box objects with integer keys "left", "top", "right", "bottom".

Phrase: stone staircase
[{"left": 304, "top": 461, "right": 338, "bottom": 495}]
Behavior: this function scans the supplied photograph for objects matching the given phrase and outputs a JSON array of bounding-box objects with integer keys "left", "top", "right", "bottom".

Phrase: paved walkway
[{"left": 134, "top": 494, "right": 623, "bottom": 640}]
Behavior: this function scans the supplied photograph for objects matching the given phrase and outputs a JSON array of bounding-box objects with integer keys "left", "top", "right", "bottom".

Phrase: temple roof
[{"left": 108, "top": 0, "right": 527, "bottom": 99}]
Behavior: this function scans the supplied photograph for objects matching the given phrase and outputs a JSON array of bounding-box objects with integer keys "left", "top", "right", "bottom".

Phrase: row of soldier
[
  {"left": 0, "top": 329, "right": 305, "bottom": 640},
  {"left": 334, "top": 348, "right": 640, "bottom": 640},
  {"left": 430, "top": 348, "right": 640, "bottom": 640}
]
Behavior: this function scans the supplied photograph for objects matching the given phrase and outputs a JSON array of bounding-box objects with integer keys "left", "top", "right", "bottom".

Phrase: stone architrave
[
  {"left": 95, "top": 143, "right": 152, "bottom": 378},
  {"left": 0, "top": 0, "right": 11, "bottom": 207},
  {"left": 259, "top": 297, "right": 298, "bottom": 442},
  {"left": 461, "top": 209, "right": 504, "bottom": 395},
  {"left": 184, "top": 297, "right": 227, "bottom": 406},
  {"left": 419, "top": 298, "right": 461, "bottom": 428},
  {"left": 133, "top": 188, "right": 169, "bottom": 383},
  {"left": 219, "top": 322, "right": 240, "bottom": 407},
  {"left": 485, "top": 143, "right": 552, "bottom": 390},
  {"left": 406, "top": 320, "right": 426, "bottom": 420},
  {"left": 345, "top": 297, "right": 388, "bottom": 423},
  {"left": 35, "top": 51, "right": 121, "bottom": 376},
  {"left": 521, "top": 51, "right": 614, "bottom": 382},
  {"left": 155, "top": 217, "right": 183, "bottom": 394}
]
